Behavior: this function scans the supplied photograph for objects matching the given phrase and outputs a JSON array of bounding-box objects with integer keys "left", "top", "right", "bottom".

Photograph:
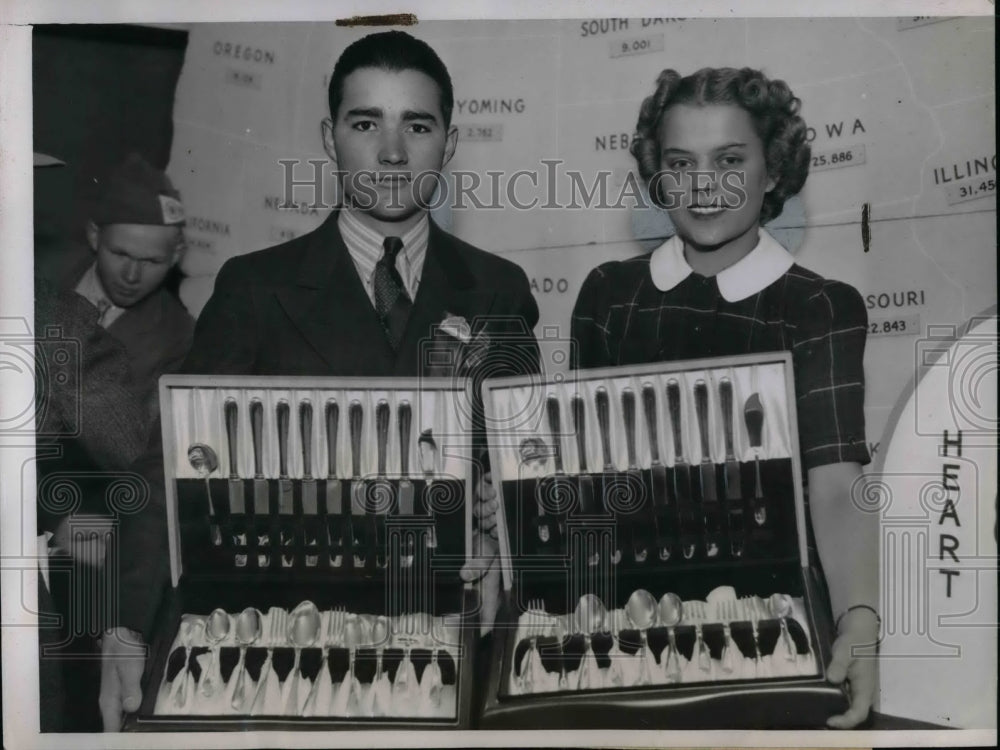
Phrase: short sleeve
[
  {"left": 790, "top": 280, "right": 871, "bottom": 469},
  {"left": 571, "top": 264, "right": 615, "bottom": 370}
]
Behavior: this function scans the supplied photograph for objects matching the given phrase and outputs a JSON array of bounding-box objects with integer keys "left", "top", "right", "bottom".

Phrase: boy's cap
[
  {"left": 33, "top": 152, "right": 66, "bottom": 168},
  {"left": 92, "top": 153, "right": 185, "bottom": 227}
]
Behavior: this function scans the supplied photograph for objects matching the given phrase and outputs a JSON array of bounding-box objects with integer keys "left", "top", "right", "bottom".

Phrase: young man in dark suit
[{"left": 99, "top": 30, "right": 539, "bottom": 730}]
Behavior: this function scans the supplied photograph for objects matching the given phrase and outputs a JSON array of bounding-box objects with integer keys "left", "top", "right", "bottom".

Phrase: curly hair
[{"left": 630, "top": 67, "right": 810, "bottom": 224}]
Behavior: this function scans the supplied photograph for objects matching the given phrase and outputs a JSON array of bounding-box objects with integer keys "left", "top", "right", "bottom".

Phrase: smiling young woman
[{"left": 570, "top": 67, "right": 879, "bottom": 730}]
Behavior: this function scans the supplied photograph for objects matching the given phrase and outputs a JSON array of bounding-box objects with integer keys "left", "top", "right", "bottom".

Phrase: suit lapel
[
  {"left": 107, "top": 290, "right": 166, "bottom": 341},
  {"left": 275, "top": 213, "right": 497, "bottom": 376},
  {"left": 393, "top": 221, "right": 496, "bottom": 376},
  {"left": 275, "top": 213, "right": 395, "bottom": 373}
]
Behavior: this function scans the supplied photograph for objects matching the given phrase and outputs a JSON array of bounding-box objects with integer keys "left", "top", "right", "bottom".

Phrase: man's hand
[
  {"left": 460, "top": 472, "right": 502, "bottom": 633},
  {"left": 99, "top": 626, "right": 146, "bottom": 731},
  {"left": 472, "top": 471, "right": 499, "bottom": 540},
  {"left": 826, "top": 608, "right": 879, "bottom": 729}
]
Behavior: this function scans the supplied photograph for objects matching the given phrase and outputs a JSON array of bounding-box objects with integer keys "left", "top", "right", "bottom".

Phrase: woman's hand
[
  {"left": 99, "top": 626, "right": 146, "bottom": 731},
  {"left": 826, "top": 606, "right": 879, "bottom": 728}
]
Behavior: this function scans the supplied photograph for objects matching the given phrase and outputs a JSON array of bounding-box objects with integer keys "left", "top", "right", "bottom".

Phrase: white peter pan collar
[{"left": 649, "top": 229, "right": 795, "bottom": 302}]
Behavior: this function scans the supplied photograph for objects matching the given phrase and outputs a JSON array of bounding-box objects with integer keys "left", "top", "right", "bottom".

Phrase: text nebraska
[
  {"left": 264, "top": 195, "right": 320, "bottom": 215},
  {"left": 595, "top": 133, "right": 633, "bottom": 151}
]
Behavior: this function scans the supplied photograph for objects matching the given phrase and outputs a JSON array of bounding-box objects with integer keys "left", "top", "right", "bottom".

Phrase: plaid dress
[{"left": 570, "top": 232, "right": 871, "bottom": 471}]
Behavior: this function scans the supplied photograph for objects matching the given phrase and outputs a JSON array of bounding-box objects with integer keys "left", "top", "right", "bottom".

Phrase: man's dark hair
[{"left": 327, "top": 30, "right": 455, "bottom": 127}]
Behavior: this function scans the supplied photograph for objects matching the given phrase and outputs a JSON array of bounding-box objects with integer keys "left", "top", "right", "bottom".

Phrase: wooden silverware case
[
  {"left": 128, "top": 375, "right": 477, "bottom": 731},
  {"left": 479, "top": 352, "right": 848, "bottom": 729}
]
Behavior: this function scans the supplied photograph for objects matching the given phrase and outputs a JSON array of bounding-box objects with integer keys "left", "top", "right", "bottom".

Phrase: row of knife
[
  {"left": 517, "top": 378, "right": 771, "bottom": 562},
  {"left": 527, "top": 377, "right": 769, "bottom": 487},
  {"left": 181, "top": 393, "right": 456, "bottom": 480},
  {"left": 186, "top": 397, "right": 461, "bottom": 568}
]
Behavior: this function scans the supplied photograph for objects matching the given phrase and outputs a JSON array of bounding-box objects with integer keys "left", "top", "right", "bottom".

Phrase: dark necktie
[
  {"left": 373, "top": 236, "right": 413, "bottom": 349},
  {"left": 95, "top": 297, "right": 112, "bottom": 327}
]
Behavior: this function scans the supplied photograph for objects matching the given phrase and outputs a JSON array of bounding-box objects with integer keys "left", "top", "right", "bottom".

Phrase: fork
[
  {"left": 742, "top": 596, "right": 765, "bottom": 675},
  {"left": 554, "top": 618, "right": 571, "bottom": 690},
  {"left": 250, "top": 607, "right": 285, "bottom": 715},
  {"left": 685, "top": 600, "right": 711, "bottom": 673},
  {"left": 519, "top": 599, "right": 544, "bottom": 693},
  {"left": 538, "top": 601, "right": 570, "bottom": 691},
  {"left": 365, "top": 615, "right": 393, "bottom": 716},
  {"left": 685, "top": 599, "right": 708, "bottom": 623},
  {"left": 303, "top": 606, "right": 344, "bottom": 716},
  {"left": 719, "top": 600, "right": 738, "bottom": 674},
  {"left": 393, "top": 614, "right": 419, "bottom": 706}
]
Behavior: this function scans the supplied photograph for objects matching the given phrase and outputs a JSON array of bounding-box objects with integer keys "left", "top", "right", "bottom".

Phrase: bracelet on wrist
[{"left": 835, "top": 604, "right": 881, "bottom": 632}]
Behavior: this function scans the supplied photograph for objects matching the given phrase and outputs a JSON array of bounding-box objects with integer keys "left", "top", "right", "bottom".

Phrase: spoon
[
  {"left": 230, "top": 607, "right": 262, "bottom": 710},
  {"left": 574, "top": 594, "right": 606, "bottom": 690},
  {"left": 343, "top": 616, "right": 364, "bottom": 717},
  {"left": 719, "top": 600, "right": 738, "bottom": 674},
  {"left": 747, "top": 596, "right": 769, "bottom": 677},
  {"left": 553, "top": 618, "right": 570, "bottom": 690},
  {"left": 393, "top": 614, "right": 419, "bottom": 705},
  {"left": 694, "top": 624, "right": 712, "bottom": 674},
  {"left": 200, "top": 608, "right": 231, "bottom": 697},
  {"left": 188, "top": 443, "right": 222, "bottom": 545},
  {"left": 769, "top": 593, "right": 797, "bottom": 661},
  {"left": 603, "top": 609, "right": 624, "bottom": 688},
  {"left": 423, "top": 651, "right": 443, "bottom": 708},
  {"left": 188, "top": 443, "right": 219, "bottom": 478},
  {"left": 303, "top": 607, "right": 342, "bottom": 716},
  {"left": 285, "top": 601, "right": 321, "bottom": 715},
  {"left": 367, "top": 616, "right": 390, "bottom": 715},
  {"left": 769, "top": 592, "right": 792, "bottom": 618},
  {"left": 170, "top": 619, "right": 197, "bottom": 708},
  {"left": 657, "top": 593, "right": 683, "bottom": 683},
  {"left": 625, "top": 590, "right": 657, "bottom": 685}
]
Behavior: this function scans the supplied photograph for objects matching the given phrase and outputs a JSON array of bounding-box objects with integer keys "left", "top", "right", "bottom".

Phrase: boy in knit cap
[{"left": 61, "top": 153, "right": 194, "bottom": 416}]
